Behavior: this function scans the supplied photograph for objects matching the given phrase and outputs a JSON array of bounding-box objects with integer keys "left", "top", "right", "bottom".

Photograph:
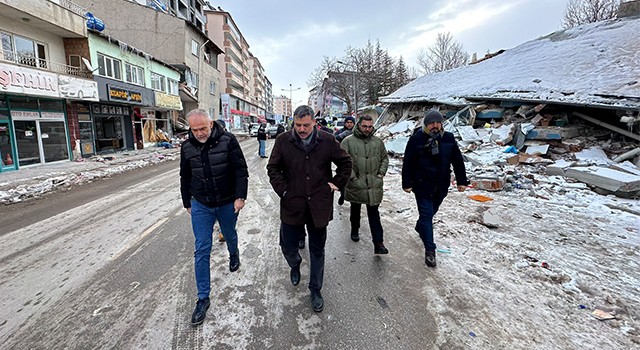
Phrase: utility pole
[{"left": 281, "top": 83, "right": 300, "bottom": 123}]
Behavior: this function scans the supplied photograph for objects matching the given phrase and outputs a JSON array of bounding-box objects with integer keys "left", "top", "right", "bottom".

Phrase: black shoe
[
  {"left": 229, "top": 253, "right": 240, "bottom": 272},
  {"left": 338, "top": 194, "right": 345, "bottom": 206},
  {"left": 374, "top": 242, "right": 389, "bottom": 255},
  {"left": 311, "top": 290, "right": 324, "bottom": 312},
  {"left": 298, "top": 239, "right": 305, "bottom": 249},
  {"left": 350, "top": 229, "right": 360, "bottom": 242},
  {"left": 191, "top": 298, "right": 210, "bottom": 326},
  {"left": 290, "top": 266, "right": 300, "bottom": 286},
  {"left": 425, "top": 250, "right": 437, "bottom": 267}
]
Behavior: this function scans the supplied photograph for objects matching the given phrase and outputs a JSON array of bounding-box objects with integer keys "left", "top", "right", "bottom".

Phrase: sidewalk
[{"left": 0, "top": 146, "right": 180, "bottom": 205}]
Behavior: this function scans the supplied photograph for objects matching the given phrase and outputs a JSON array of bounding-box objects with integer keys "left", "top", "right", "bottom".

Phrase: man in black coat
[
  {"left": 180, "top": 109, "right": 249, "bottom": 326},
  {"left": 267, "top": 105, "right": 352, "bottom": 312},
  {"left": 402, "top": 109, "right": 468, "bottom": 268}
]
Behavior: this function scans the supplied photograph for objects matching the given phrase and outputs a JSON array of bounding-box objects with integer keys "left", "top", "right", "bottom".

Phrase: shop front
[{"left": 0, "top": 62, "right": 98, "bottom": 171}]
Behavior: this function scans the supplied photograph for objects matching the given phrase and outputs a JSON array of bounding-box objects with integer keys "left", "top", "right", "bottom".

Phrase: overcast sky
[{"left": 213, "top": 0, "right": 571, "bottom": 106}]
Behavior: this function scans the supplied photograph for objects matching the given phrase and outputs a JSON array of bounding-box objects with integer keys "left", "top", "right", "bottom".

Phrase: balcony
[
  {"left": 0, "top": 50, "right": 90, "bottom": 77},
  {"left": 0, "top": 0, "right": 87, "bottom": 38}
]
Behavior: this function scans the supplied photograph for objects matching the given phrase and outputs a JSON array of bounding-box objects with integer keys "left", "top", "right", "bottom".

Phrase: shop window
[
  {"left": 8, "top": 95, "right": 38, "bottom": 109},
  {"left": 39, "top": 100, "right": 64, "bottom": 112}
]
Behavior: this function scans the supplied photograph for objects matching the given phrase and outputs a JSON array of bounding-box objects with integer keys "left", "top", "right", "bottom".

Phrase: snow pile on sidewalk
[{"left": 0, "top": 149, "right": 179, "bottom": 205}]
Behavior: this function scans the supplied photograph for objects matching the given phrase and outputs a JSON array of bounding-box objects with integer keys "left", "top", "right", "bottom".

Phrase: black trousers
[
  {"left": 350, "top": 203, "right": 384, "bottom": 243},
  {"left": 280, "top": 220, "right": 327, "bottom": 292}
]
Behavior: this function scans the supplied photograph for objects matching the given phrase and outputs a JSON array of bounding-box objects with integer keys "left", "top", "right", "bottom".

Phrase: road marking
[{"left": 109, "top": 218, "right": 168, "bottom": 261}]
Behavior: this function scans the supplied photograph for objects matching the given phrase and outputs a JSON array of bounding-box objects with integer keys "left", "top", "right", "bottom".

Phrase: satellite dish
[{"left": 82, "top": 57, "right": 98, "bottom": 72}]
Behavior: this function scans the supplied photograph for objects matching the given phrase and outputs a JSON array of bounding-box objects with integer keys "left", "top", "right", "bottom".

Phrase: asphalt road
[{"left": 0, "top": 139, "right": 452, "bottom": 350}]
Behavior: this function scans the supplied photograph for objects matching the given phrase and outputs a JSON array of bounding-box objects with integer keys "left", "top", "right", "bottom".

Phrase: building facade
[
  {"left": 0, "top": 0, "right": 99, "bottom": 171},
  {"left": 206, "top": 8, "right": 273, "bottom": 131},
  {"left": 73, "top": 0, "right": 222, "bottom": 124}
]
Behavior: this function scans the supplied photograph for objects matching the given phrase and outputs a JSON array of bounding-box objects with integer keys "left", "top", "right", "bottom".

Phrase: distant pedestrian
[
  {"left": 402, "top": 109, "right": 468, "bottom": 268},
  {"left": 267, "top": 105, "right": 352, "bottom": 312},
  {"left": 275, "top": 123, "right": 285, "bottom": 137},
  {"left": 341, "top": 115, "right": 389, "bottom": 253},
  {"left": 257, "top": 123, "right": 268, "bottom": 158},
  {"left": 334, "top": 115, "right": 356, "bottom": 205},
  {"left": 180, "top": 109, "right": 249, "bottom": 326},
  {"left": 334, "top": 115, "right": 355, "bottom": 142}
]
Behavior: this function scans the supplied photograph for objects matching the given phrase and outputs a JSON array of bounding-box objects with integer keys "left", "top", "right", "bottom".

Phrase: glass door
[
  {"left": 0, "top": 121, "right": 16, "bottom": 170},
  {"left": 13, "top": 120, "right": 41, "bottom": 166},
  {"left": 40, "top": 121, "right": 69, "bottom": 162}
]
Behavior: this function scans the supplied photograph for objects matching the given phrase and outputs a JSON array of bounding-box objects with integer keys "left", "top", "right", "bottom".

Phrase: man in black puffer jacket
[
  {"left": 180, "top": 109, "right": 249, "bottom": 326},
  {"left": 402, "top": 109, "right": 468, "bottom": 268}
]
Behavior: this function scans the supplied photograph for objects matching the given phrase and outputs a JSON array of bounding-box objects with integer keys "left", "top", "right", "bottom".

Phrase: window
[
  {"left": 150, "top": 72, "right": 166, "bottom": 92},
  {"left": 191, "top": 39, "right": 198, "bottom": 56},
  {"left": 1, "top": 32, "right": 47, "bottom": 68},
  {"left": 125, "top": 63, "right": 144, "bottom": 86},
  {"left": 168, "top": 79, "right": 179, "bottom": 95},
  {"left": 209, "top": 81, "right": 216, "bottom": 95},
  {"left": 97, "top": 53, "right": 122, "bottom": 80},
  {"left": 69, "top": 55, "right": 81, "bottom": 68}
]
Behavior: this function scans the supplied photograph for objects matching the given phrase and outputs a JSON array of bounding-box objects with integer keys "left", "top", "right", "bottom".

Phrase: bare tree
[
  {"left": 562, "top": 0, "right": 621, "bottom": 28},
  {"left": 417, "top": 32, "right": 468, "bottom": 74}
]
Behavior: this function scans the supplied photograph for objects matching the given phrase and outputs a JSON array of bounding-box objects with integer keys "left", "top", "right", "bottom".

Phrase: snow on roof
[{"left": 381, "top": 17, "right": 640, "bottom": 109}]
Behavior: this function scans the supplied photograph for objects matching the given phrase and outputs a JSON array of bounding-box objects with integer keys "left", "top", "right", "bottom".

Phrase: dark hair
[
  {"left": 294, "top": 105, "right": 314, "bottom": 119},
  {"left": 357, "top": 115, "right": 373, "bottom": 124}
]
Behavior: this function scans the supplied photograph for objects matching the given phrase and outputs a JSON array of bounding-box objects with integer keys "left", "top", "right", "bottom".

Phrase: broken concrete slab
[
  {"left": 384, "top": 136, "right": 410, "bottom": 155},
  {"left": 490, "top": 124, "right": 517, "bottom": 145},
  {"left": 457, "top": 125, "right": 482, "bottom": 142},
  {"left": 387, "top": 120, "right": 416, "bottom": 134},
  {"left": 575, "top": 146, "right": 611, "bottom": 166},
  {"left": 525, "top": 126, "right": 580, "bottom": 140},
  {"left": 609, "top": 161, "right": 640, "bottom": 177},
  {"left": 471, "top": 174, "right": 507, "bottom": 191},
  {"left": 481, "top": 208, "right": 500, "bottom": 228},
  {"left": 525, "top": 145, "right": 550, "bottom": 155},
  {"left": 546, "top": 159, "right": 575, "bottom": 176},
  {"left": 564, "top": 166, "right": 640, "bottom": 195}
]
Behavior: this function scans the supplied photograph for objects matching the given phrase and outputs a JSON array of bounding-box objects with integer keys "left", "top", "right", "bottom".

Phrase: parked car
[
  {"left": 267, "top": 124, "right": 278, "bottom": 137},
  {"left": 249, "top": 123, "right": 260, "bottom": 137}
]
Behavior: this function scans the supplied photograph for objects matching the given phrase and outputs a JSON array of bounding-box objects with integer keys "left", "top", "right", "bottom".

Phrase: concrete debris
[
  {"left": 481, "top": 208, "right": 500, "bottom": 228},
  {"left": 377, "top": 103, "right": 639, "bottom": 198}
]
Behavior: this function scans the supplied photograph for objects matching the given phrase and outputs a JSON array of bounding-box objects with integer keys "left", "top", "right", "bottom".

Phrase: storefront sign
[
  {"left": 154, "top": 91, "right": 182, "bottom": 110},
  {"left": 40, "top": 112, "right": 65, "bottom": 119},
  {"left": 108, "top": 85, "right": 142, "bottom": 104},
  {"left": 11, "top": 111, "right": 40, "bottom": 119},
  {"left": 221, "top": 93, "right": 230, "bottom": 123},
  {"left": 0, "top": 63, "right": 59, "bottom": 98},
  {"left": 58, "top": 76, "right": 98, "bottom": 101}
]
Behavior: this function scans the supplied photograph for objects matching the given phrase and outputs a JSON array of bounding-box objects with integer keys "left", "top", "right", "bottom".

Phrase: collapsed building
[{"left": 377, "top": 6, "right": 640, "bottom": 198}]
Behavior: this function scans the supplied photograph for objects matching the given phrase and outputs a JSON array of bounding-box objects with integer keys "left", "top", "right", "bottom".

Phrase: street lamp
[
  {"left": 337, "top": 60, "right": 357, "bottom": 114},
  {"left": 281, "top": 83, "right": 300, "bottom": 124}
]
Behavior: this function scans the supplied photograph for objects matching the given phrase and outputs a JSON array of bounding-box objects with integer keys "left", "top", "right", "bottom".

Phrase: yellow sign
[{"left": 155, "top": 91, "right": 182, "bottom": 110}]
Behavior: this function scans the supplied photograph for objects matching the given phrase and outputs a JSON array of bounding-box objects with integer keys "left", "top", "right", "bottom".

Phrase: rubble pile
[{"left": 378, "top": 104, "right": 640, "bottom": 199}]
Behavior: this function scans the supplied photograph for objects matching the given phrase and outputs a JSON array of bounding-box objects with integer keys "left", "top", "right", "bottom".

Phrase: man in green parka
[{"left": 341, "top": 115, "right": 390, "bottom": 254}]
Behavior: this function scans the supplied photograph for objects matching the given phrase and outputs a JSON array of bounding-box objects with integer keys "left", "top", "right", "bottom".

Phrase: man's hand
[
  {"left": 328, "top": 182, "right": 339, "bottom": 191},
  {"left": 234, "top": 198, "right": 246, "bottom": 213},
  {"left": 457, "top": 185, "right": 467, "bottom": 192},
  {"left": 186, "top": 208, "right": 191, "bottom": 215},
  {"left": 403, "top": 188, "right": 412, "bottom": 193},
  {"left": 377, "top": 174, "right": 383, "bottom": 178}
]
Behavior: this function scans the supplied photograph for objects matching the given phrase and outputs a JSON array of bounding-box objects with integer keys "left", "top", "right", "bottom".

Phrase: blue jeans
[
  {"left": 190, "top": 199, "right": 239, "bottom": 299},
  {"left": 258, "top": 140, "right": 266, "bottom": 157},
  {"left": 414, "top": 193, "right": 446, "bottom": 251}
]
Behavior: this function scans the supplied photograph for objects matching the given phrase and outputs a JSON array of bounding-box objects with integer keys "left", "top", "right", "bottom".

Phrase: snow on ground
[
  {"left": 0, "top": 148, "right": 179, "bottom": 205},
  {"left": 382, "top": 157, "right": 640, "bottom": 347}
]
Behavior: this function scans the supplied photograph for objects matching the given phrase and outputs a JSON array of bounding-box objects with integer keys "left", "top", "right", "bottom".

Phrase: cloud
[
  {"left": 390, "top": 0, "right": 525, "bottom": 65},
  {"left": 251, "top": 22, "right": 355, "bottom": 67}
]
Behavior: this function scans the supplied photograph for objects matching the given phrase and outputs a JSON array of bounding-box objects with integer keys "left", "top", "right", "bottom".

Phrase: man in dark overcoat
[
  {"left": 402, "top": 109, "right": 468, "bottom": 268},
  {"left": 267, "top": 105, "right": 352, "bottom": 312}
]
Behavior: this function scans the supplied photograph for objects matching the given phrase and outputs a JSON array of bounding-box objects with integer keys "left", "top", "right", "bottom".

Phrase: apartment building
[
  {"left": 0, "top": 0, "right": 99, "bottom": 171},
  {"left": 74, "top": 0, "right": 223, "bottom": 122},
  {"left": 273, "top": 95, "right": 291, "bottom": 118},
  {"left": 205, "top": 8, "right": 273, "bottom": 130}
]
